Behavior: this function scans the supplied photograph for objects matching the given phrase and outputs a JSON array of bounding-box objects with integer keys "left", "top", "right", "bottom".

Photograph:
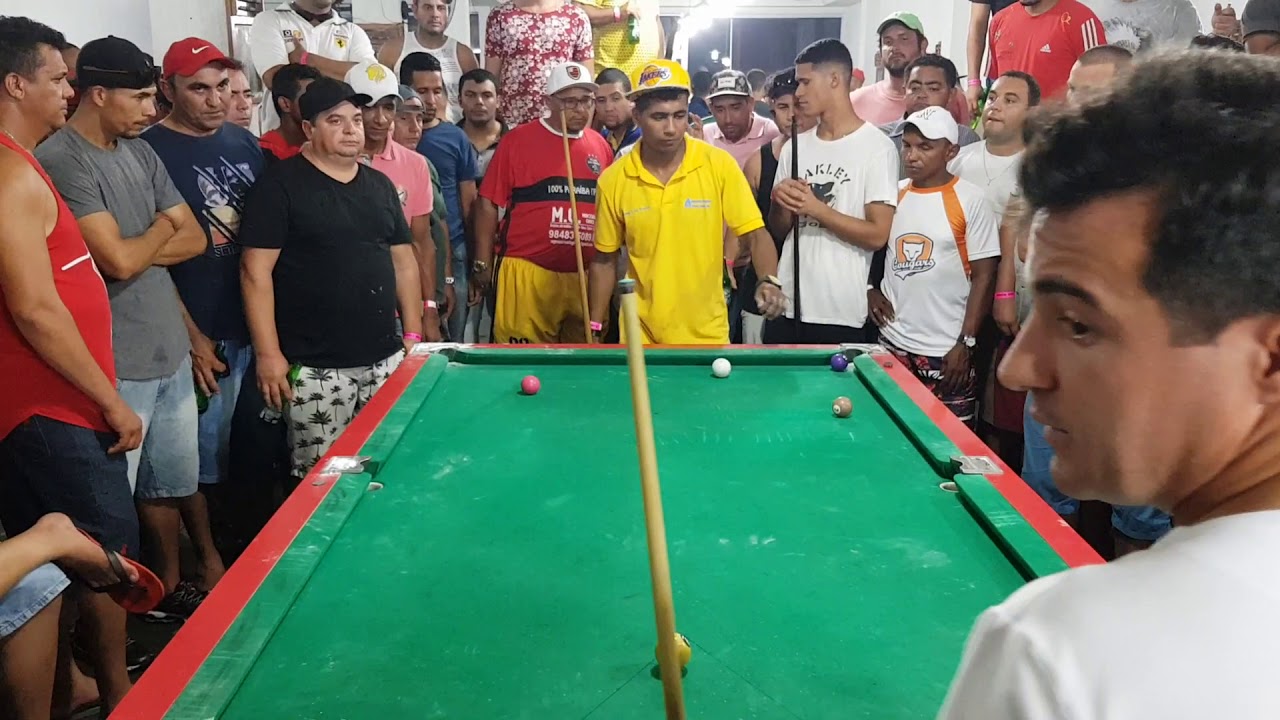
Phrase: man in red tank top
[{"left": 0, "top": 16, "right": 147, "bottom": 716}]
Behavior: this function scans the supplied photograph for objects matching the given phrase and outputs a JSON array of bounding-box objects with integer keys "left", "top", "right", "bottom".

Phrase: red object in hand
[{"left": 521, "top": 375, "right": 541, "bottom": 396}]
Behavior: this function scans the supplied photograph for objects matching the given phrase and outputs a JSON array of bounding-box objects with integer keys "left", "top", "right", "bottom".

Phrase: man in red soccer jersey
[
  {"left": 470, "top": 61, "right": 613, "bottom": 343},
  {"left": 988, "top": 0, "right": 1107, "bottom": 98}
]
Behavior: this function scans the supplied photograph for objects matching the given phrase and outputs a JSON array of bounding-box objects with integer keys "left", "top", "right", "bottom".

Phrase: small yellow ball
[{"left": 656, "top": 632, "right": 693, "bottom": 667}]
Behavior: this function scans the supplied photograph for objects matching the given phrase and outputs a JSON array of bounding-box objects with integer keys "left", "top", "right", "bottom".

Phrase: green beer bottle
[{"left": 626, "top": 14, "right": 640, "bottom": 44}]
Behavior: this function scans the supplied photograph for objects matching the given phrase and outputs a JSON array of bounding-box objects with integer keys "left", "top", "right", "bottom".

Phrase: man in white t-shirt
[
  {"left": 870, "top": 107, "right": 999, "bottom": 426},
  {"left": 249, "top": 0, "right": 377, "bottom": 131},
  {"left": 939, "top": 51, "right": 1280, "bottom": 719},
  {"left": 767, "top": 38, "right": 898, "bottom": 344}
]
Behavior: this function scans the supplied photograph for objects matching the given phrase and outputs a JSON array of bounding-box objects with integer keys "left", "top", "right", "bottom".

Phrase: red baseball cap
[{"left": 163, "top": 37, "right": 237, "bottom": 78}]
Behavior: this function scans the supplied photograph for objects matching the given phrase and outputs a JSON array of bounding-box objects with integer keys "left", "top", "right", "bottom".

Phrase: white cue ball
[{"left": 712, "top": 358, "right": 732, "bottom": 378}]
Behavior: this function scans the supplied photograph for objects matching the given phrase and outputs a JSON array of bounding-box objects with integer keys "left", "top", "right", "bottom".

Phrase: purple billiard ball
[{"left": 830, "top": 353, "right": 849, "bottom": 372}]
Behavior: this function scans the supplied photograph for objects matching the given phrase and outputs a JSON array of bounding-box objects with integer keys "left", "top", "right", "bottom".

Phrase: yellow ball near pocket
[{"left": 655, "top": 632, "right": 692, "bottom": 667}]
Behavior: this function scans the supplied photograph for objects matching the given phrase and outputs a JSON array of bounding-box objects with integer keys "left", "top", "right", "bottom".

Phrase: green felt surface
[{"left": 190, "top": 351, "right": 1041, "bottom": 719}]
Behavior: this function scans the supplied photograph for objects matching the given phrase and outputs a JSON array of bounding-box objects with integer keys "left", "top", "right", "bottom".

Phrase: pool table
[{"left": 116, "top": 345, "right": 1101, "bottom": 720}]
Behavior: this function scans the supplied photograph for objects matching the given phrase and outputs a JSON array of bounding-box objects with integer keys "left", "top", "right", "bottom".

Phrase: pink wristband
[
  {"left": 994, "top": 291, "right": 1016, "bottom": 300},
  {"left": 424, "top": 300, "right": 438, "bottom": 310},
  {"left": 967, "top": 78, "right": 982, "bottom": 88},
  {"left": 590, "top": 321, "right": 603, "bottom": 332},
  {"left": 299, "top": 51, "right": 311, "bottom": 66},
  {"left": 403, "top": 333, "right": 423, "bottom": 342}
]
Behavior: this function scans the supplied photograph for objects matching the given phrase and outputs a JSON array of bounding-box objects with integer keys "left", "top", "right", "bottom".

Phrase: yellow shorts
[{"left": 494, "top": 256, "right": 588, "bottom": 344}]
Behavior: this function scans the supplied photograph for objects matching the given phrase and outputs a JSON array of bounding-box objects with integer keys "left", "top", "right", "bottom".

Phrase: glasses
[{"left": 555, "top": 96, "right": 596, "bottom": 111}]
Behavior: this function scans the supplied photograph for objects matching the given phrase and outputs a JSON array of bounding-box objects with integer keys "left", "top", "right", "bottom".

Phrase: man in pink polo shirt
[
  {"left": 347, "top": 60, "right": 442, "bottom": 341},
  {"left": 704, "top": 68, "right": 780, "bottom": 308},
  {"left": 704, "top": 69, "right": 779, "bottom": 167}
]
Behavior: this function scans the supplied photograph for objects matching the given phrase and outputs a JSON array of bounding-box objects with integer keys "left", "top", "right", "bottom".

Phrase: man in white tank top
[{"left": 379, "top": 0, "right": 479, "bottom": 123}]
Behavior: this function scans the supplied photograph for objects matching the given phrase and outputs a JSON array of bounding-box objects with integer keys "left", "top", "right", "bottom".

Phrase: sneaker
[
  {"left": 125, "top": 637, "right": 155, "bottom": 673},
  {"left": 141, "top": 581, "right": 207, "bottom": 623}
]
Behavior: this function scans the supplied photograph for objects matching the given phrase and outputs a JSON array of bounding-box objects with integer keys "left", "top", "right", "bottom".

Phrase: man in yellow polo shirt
[
  {"left": 574, "top": 0, "right": 665, "bottom": 76},
  {"left": 588, "top": 60, "right": 787, "bottom": 344}
]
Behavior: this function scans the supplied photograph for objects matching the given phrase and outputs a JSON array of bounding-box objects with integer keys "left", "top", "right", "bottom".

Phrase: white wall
[
  {"left": 840, "top": 0, "right": 970, "bottom": 77},
  {"left": 4, "top": 0, "right": 228, "bottom": 55}
]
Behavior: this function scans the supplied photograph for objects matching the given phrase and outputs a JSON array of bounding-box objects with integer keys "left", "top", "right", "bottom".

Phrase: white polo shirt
[
  {"left": 878, "top": 176, "right": 1001, "bottom": 357},
  {"left": 248, "top": 4, "right": 376, "bottom": 131}
]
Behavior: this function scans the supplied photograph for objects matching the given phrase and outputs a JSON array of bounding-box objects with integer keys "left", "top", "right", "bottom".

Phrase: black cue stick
[{"left": 790, "top": 113, "right": 801, "bottom": 339}]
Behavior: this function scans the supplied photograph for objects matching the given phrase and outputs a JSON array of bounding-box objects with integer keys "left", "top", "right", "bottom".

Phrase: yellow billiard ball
[{"left": 655, "top": 632, "right": 693, "bottom": 667}]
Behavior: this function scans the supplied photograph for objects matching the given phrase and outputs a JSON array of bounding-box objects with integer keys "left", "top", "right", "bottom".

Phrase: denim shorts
[
  {"left": 1022, "top": 393, "right": 1172, "bottom": 542},
  {"left": 0, "top": 415, "right": 139, "bottom": 557},
  {"left": 0, "top": 564, "right": 68, "bottom": 639},
  {"left": 118, "top": 357, "right": 200, "bottom": 501},
  {"left": 198, "top": 339, "right": 253, "bottom": 485}
]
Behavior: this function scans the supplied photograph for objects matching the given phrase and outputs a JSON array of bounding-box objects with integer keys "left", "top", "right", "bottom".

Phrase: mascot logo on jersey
[{"left": 892, "top": 233, "right": 936, "bottom": 279}]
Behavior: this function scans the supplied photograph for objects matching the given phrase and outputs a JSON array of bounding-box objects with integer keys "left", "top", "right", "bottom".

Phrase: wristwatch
[
  {"left": 444, "top": 276, "right": 455, "bottom": 286},
  {"left": 959, "top": 334, "right": 977, "bottom": 350},
  {"left": 757, "top": 274, "right": 782, "bottom": 288},
  {"left": 472, "top": 259, "right": 490, "bottom": 275}
]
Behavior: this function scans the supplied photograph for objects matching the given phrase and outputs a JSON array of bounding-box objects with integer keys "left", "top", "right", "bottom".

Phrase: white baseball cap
[
  {"left": 344, "top": 60, "right": 401, "bottom": 106},
  {"left": 546, "top": 62, "right": 597, "bottom": 96},
  {"left": 903, "top": 106, "right": 959, "bottom": 144}
]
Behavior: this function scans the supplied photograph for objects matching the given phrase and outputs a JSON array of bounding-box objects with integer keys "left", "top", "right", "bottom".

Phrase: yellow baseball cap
[{"left": 628, "top": 59, "right": 691, "bottom": 98}]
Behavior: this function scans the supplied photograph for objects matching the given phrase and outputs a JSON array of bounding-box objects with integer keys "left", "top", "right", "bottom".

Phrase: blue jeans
[
  {"left": 448, "top": 245, "right": 469, "bottom": 341},
  {"left": 0, "top": 564, "right": 68, "bottom": 639},
  {"left": 1022, "top": 393, "right": 1172, "bottom": 542},
  {"left": 118, "top": 357, "right": 200, "bottom": 500},
  {"left": 198, "top": 340, "right": 253, "bottom": 485},
  {"left": 0, "top": 415, "right": 138, "bottom": 556}
]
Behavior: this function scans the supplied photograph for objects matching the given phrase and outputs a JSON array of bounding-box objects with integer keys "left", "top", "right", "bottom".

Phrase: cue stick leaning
[
  {"left": 559, "top": 112, "right": 595, "bottom": 344},
  {"left": 790, "top": 113, "right": 802, "bottom": 338},
  {"left": 617, "top": 279, "right": 687, "bottom": 720}
]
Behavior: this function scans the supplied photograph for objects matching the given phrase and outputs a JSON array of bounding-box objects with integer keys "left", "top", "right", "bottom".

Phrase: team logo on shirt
[
  {"left": 586, "top": 154, "right": 602, "bottom": 174},
  {"left": 892, "top": 233, "right": 936, "bottom": 279},
  {"left": 336, "top": 37, "right": 348, "bottom": 49}
]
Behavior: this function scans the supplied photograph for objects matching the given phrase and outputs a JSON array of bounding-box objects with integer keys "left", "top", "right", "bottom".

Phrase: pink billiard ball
[{"left": 521, "top": 375, "right": 541, "bottom": 395}]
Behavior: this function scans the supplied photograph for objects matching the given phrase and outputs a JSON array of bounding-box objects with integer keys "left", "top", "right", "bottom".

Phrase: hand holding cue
[
  {"left": 790, "top": 113, "right": 802, "bottom": 339},
  {"left": 559, "top": 113, "right": 594, "bottom": 344},
  {"left": 617, "top": 279, "right": 687, "bottom": 720}
]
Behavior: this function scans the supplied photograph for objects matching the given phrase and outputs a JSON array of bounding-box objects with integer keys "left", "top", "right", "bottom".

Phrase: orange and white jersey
[{"left": 879, "top": 176, "right": 1001, "bottom": 357}]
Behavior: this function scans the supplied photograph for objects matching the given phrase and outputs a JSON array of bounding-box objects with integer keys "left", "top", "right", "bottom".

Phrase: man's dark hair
[
  {"left": 1020, "top": 50, "right": 1280, "bottom": 343},
  {"left": 904, "top": 54, "right": 958, "bottom": 89},
  {"left": 1078, "top": 44, "right": 1134, "bottom": 66},
  {"left": 795, "top": 38, "right": 854, "bottom": 76},
  {"left": 458, "top": 67, "right": 498, "bottom": 96},
  {"left": 271, "top": 63, "right": 322, "bottom": 115},
  {"left": 998, "top": 70, "right": 1042, "bottom": 107},
  {"left": 690, "top": 70, "right": 712, "bottom": 97},
  {"left": 746, "top": 68, "right": 766, "bottom": 91},
  {"left": 1190, "top": 34, "right": 1246, "bottom": 52},
  {"left": 0, "top": 16, "right": 67, "bottom": 81},
  {"left": 399, "top": 51, "right": 442, "bottom": 87},
  {"left": 766, "top": 67, "right": 797, "bottom": 100},
  {"left": 634, "top": 87, "right": 689, "bottom": 114},
  {"left": 595, "top": 67, "right": 631, "bottom": 92}
]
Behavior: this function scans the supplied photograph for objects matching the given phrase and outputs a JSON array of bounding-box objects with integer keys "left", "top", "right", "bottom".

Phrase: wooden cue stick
[
  {"left": 559, "top": 113, "right": 595, "bottom": 344},
  {"left": 790, "top": 112, "right": 801, "bottom": 339},
  {"left": 617, "top": 279, "right": 687, "bottom": 720}
]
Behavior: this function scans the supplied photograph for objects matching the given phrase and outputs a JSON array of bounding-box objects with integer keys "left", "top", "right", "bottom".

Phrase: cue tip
[{"left": 618, "top": 278, "right": 637, "bottom": 294}]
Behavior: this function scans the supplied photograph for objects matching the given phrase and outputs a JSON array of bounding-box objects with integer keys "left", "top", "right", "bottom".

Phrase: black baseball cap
[
  {"left": 298, "top": 77, "right": 371, "bottom": 123},
  {"left": 1243, "top": 0, "right": 1280, "bottom": 39},
  {"left": 77, "top": 36, "right": 157, "bottom": 91}
]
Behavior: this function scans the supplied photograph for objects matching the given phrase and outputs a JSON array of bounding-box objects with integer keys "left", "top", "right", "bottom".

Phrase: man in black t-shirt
[{"left": 239, "top": 78, "right": 423, "bottom": 479}]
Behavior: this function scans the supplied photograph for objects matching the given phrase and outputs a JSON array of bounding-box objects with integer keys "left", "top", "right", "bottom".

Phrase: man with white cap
[
  {"left": 470, "top": 61, "right": 613, "bottom": 343},
  {"left": 868, "top": 106, "right": 1000, "bottom": 426},
  {"left": 347, "top": 61, "right": 441, "bottom": 342},
  {"left": 239, "top": 78, "right": 423, "bottom": 479}
]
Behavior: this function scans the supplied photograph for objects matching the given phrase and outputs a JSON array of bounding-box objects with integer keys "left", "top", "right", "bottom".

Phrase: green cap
[{"left": 877, "top": 11, "right": 925, "bottom": 38}]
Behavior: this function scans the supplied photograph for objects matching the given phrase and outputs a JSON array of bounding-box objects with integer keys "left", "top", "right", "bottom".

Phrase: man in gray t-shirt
[{"left": 36, "top": 36, "right": 214, "bottom": 619}]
